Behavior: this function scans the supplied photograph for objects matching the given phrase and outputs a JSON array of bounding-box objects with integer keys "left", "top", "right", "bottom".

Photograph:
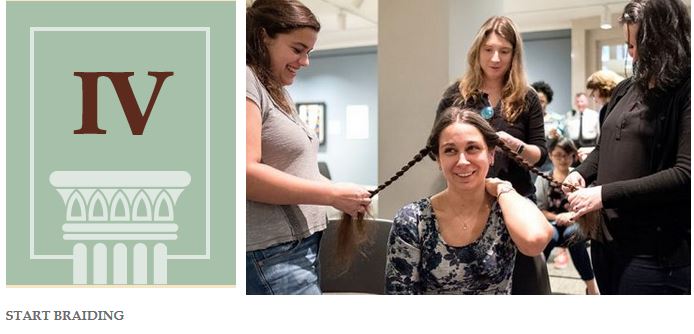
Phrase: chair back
[
  {"left": 318, "top": 161, "right": 331, "bottom": 180},
  {"left": 511, "top": 253, "right": 552, "bottom": 295},
  {"left": 319, "top": 218, "right": 392, "bottom": 294}
]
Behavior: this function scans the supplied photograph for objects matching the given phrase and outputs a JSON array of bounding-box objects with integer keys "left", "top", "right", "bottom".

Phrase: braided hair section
[
  {"left": 333, "top": 146, "right": 432, "bottom": 271},
  {"left": 369, "top": 146, "right": 432, "bottom": 197},
  {"left": 497, "top": 141, "right": 597, "bottom": 241},
  {"left": 496, "top": 142, "right": 577, "bottom": 192}
]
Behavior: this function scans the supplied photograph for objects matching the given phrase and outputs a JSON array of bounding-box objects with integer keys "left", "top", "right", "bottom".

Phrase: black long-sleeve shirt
[
  {"left": 576, "top": 77, "right": 690, "bottom": 265},
  {"left": 436, "top": 82, "right": 548, "bottom": 197}
]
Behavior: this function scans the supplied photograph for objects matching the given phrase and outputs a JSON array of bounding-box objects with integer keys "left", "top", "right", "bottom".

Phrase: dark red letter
[{"left": 74, "top": 71, "right": 174, "bottom": 135}]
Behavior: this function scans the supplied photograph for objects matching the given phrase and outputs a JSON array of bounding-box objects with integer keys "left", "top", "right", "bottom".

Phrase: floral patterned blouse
[{"left": 385, "top": 197, "right": 517, "bottom": 294}]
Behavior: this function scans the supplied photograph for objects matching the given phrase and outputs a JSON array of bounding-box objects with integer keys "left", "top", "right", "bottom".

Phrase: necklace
[
  {"left": 433, "top": 192, "right": 491, "bottom": 232},
  {"left": 455, "top": 212, "right": 484, "bottom": 231}
]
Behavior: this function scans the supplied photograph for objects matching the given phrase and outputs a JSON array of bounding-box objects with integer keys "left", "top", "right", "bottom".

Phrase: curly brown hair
[{"left": 585, "top": 70, "right": 624, "bottom": 100}]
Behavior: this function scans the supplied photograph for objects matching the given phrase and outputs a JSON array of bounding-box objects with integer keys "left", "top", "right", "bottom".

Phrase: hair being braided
[
  {"left": 496, "top": 139, "right": 598, "bottom": 240},
  {"left": 369, "top": 147, "right": 432, "bottom": 197},
  {"left": 333, "top": 106, "right": 594, "bottom": 271},
  {"left": 332, "top": 146, "right": 431, "bottom": 271},
  {"left": 497, "top": 142, "right": 577, "bottom": 192}
]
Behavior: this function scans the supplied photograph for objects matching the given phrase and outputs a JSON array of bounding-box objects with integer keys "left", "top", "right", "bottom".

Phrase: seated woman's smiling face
[{"left": 437, "top": 122, "right": 494, "bottom": 191}]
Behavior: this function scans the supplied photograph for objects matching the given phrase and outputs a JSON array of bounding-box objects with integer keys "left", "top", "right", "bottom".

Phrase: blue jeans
[
  {"left": 543, "top": 222, "right": 595, "bottom": 281},
  {"left": 246, "top": 231, "right": 323, "bottom": 295}
]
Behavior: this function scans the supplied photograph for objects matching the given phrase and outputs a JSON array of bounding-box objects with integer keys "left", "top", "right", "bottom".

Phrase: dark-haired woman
[
  {"left": 564, "top": 0, "right": 690, "bottom": 294},
  {"left": 246, "top": 0, "right": 371, "bottom": 295},
  {"left": 535, "top": 137, "right": 598, "bottom": 294},
  {"left": 385, "top": 109, "right": 553, "bottom": 294},
  {"left": 436, "top": 16, "right": 549, "bottom": 294}
]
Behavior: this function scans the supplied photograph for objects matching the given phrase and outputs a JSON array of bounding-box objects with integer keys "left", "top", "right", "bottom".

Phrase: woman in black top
[
  {"left": 564, "top": 0, "right": 690, "bottom": 294},
  {"left": 436, "top": 16, "right": 549, "bottom": 294}
]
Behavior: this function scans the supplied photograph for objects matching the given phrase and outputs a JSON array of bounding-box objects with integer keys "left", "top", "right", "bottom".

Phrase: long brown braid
[
  {"left": 497, "top": 142, "right": 577, "bottom": 192},
  {"left": 333, "top": 107, "right": 592, "bottom": 269},
  {"left": 331, "top": 147, "right": 431, "bottom": 270},
  {"left": 369, "top": 147, "right": 432, "bottom": 197},
  {"left": 495, "top": 140, "right": 598, "bottom": 241}
]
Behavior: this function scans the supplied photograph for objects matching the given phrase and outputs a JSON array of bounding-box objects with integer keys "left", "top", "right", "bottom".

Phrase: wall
[
  {"left": 289, "top": 26, "right": 573, "bottom": 217},
  {"left": 523, "top": 30, "right": 572, "bottom": 114},
  {"left": 288, "top": 46, "right": 378, "bottom": 186}
]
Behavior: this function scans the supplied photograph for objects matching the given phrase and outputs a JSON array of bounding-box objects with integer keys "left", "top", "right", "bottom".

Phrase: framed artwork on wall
[{"left": 296, "top": 102, "right": 326, "bottom": 145}]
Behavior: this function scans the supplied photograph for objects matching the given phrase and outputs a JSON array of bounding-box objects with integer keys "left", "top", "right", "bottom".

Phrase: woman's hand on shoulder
[
  {"left": 485, "top": 178, "right": 514, "bottom": 198},
  {"left": 330, "top": 183, "right": 372, "bottom": 217}
]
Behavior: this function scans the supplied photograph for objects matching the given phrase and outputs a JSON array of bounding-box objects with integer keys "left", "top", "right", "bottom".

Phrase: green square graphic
[{"left": 7, "top": 1, "right": 236, "bottom": 285}]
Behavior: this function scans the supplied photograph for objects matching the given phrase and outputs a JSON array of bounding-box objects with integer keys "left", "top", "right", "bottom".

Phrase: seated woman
[
  {"left": 535, "top": 137, "right": 599, "bottom": 294},
  {"left": 384, "top": 107, "right": 553, "bottom": 294}
]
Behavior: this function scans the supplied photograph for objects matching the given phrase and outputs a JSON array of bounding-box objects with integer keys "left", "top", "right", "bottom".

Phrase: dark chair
[
  {"left": 318, "top": 161, "right": 331, "bottom": 180},
  {"left": 319, "top": 218, "right": 392, "bottom": 294},
  {"left": 511, "top": 253, "right": 552, "bottom": 294}
]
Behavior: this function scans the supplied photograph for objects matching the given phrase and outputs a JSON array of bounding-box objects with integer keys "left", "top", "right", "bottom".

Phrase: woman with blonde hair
[
  {"left": 585, "top": 70, "right": 625, "bottom": 124},
  {"left": 576, "top": 70, "right": 625, "bottom": 162},
  {"left": 436, "top": 16, "right": 549, "bottom": 294}
]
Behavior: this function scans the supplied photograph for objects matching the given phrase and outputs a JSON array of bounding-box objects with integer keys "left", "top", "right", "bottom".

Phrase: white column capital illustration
[{"left": 49, "top": 170, "right": 191, "bottom": 284}]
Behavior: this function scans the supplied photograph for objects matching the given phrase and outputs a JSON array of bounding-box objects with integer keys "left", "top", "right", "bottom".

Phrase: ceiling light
[
  {"left": 337, "top": 10, "right": 347, "bottom": 30},
  {"left": 601, "top": 5, "right": 612, "bottom": 30}
]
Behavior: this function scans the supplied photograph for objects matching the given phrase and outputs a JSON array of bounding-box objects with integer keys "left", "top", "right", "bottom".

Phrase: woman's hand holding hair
[
  {"left": 496, "top": 131, "right": 542, "bottom": 165},
  {"left": 567, "top": 186, "right": 602, "bottom": 221},
  {"left": 562, "top": 171, "right": 586, "bottom": 194},
  {"left": 330, "top": 183, "right": 372, "bottom": 217},
  {"left": 554, "top": 212, "right": 574, "bottom": 226},
  {"left": 577, "top": 147, "right": 595, "bottom": 162},
  {"left": 496, "top": 131, "right": 524, "bottom": 153}
]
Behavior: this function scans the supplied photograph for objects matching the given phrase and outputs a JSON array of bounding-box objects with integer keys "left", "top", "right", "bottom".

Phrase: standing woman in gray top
[{"left": 246, "top": 0, "right": 371, "bottom": 295}]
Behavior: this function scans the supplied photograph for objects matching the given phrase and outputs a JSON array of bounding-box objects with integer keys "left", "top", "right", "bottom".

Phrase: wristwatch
[{"left": 516, "top": 143, "right": 525, "bottom": 155}]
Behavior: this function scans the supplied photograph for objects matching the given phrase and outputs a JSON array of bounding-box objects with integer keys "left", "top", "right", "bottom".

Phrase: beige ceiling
[{"left": 294, "top": 0, "right": 691, "bottom": 50}]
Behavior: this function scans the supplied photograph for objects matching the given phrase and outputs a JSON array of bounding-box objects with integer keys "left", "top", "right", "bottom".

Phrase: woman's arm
[
  {"left": 385, "top": 205, "right": 422, "bottom": 295},
  {"left": 496, "top": 131, "right": 543, "bottom": 166},
  {"left": 487, "top": 178, "right": 552, "bottom": 256},
  {"left": 496, "top": 92, "right": 547, "bottom": 166},
  {"left": 574, "top": 144, "right": 600, "bottom": 184},
  {"left": 246, "top": 99, "right": 370, "bottom": 216},
  {"left": 541, "top": 209, "right": 558, "bottom": 222}
]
